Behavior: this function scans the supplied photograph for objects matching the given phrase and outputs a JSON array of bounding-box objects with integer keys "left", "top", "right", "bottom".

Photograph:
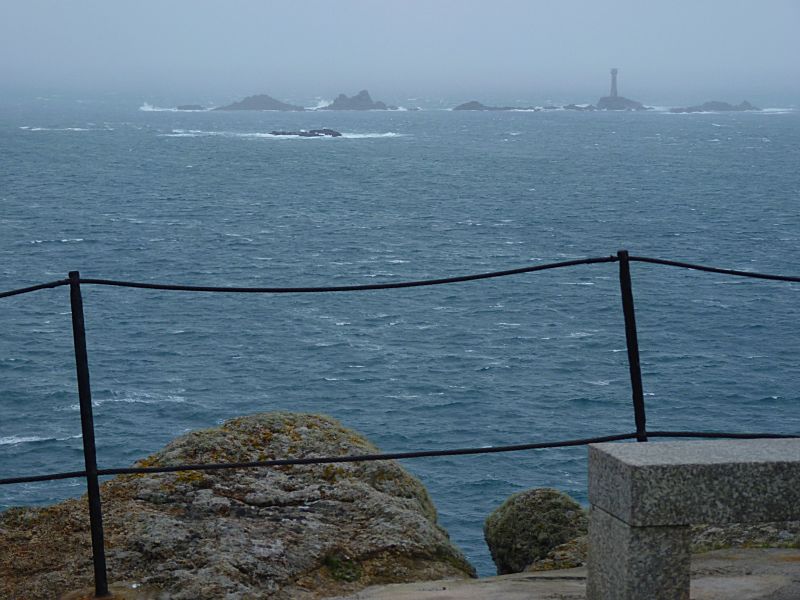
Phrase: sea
[{"left": 1, "top": 95, "right": 799, "bottom": 576}]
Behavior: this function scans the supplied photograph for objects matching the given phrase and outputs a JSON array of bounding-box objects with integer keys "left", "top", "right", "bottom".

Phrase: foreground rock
[
  {"left": 320, "top": 90, "right": 395, "bottom": 110},
  {"left": 670, "top": 100, "right": 760, "bottom": 113},
  {"left": 0, "top": 412, "right": 474, "bottom": 600},
  {"left": 215, "top": 94, "right": 306, "bottom": 111},
  {"left": 484, "top": 488, "right": 587, "bottom": 575}
]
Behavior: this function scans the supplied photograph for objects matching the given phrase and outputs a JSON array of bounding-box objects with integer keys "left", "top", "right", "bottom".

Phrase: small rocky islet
[{"left": 211, "top": 90, "right": 397, "bottom": 112}]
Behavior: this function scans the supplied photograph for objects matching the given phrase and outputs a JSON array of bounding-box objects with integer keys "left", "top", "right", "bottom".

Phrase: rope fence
[{"left": 1, "top": 249, "right": 798, "bottom": 598}]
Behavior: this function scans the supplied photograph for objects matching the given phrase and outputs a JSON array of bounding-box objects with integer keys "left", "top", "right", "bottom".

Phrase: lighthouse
[{"left": 597, "top": 67, "right": 645, "bottom": 110}]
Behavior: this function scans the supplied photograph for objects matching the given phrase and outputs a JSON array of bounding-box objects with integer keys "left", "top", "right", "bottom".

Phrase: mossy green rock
[
  {"left": 0, "top": 412, "right": 474, "bottom": 599},
  {"left": 484, "top": 488, "right": 587, "bottom": 575}
]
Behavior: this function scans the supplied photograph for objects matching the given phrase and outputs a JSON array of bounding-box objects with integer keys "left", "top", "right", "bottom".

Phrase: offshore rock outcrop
[
  {"left": 596, "top": 95, "right": 647, "bottom": 111},
  {"left": 319, "top": 90, "right": 395, "bottom": 110},
  {"left": 269, "top": 129, "right": 342, "bottom": 137},
  {"left": 669, "top": 100, "right": 760, "bottom": 113},
  {"left": 0, "top": 412, "right": 474, "bottom": 600},
  {"left": 214, "top": 94, "right": 306, "bottom": 111}
]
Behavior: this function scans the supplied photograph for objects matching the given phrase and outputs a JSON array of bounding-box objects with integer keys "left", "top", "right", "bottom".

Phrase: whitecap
[
  {"left": 305, "top": 98, "right": 332, "bottom": 110},
  {"left": 26, "top": 127, "right": 96, "bottom": 132},
  {"left": 0, "top": 435, "right": 49, "bottom": 446},
  {"left": 139, "top": 102, "right": 177, "bottom": 112}
]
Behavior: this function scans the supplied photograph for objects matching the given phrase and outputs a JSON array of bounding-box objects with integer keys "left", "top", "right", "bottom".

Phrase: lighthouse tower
[{"left": 610, "top": 68, "right": 619, "bottom": 98}]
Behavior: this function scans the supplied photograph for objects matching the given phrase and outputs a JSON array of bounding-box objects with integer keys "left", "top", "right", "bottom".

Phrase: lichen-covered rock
[
  {"left": 0, "top": 412, "right": 475, "bottom": 600},
  {"left": 526, "top": 535, "right": 588, "bottom": 572},
  {"left": 691, "top": 521, "right": 800, "bottom": 553},
  {"left": 484, "top": 488, "right": 587, "bottom": 575}
]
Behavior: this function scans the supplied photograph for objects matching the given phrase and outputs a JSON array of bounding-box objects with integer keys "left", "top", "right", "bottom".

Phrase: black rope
[
  {"left": 630, "top": 256, "right": 800, "bottom": 283},
  {"left": 0, "top": 279, "right": 69, "bottom": 299},
  {"left": 2, "top": 430, "right": 796, "bottom": 486},
  {"left": 3, "top": 255, "right": 800, "bottom": 300},
  {"left": 76, "top": 256, "right": 617, "bottom": 293}
]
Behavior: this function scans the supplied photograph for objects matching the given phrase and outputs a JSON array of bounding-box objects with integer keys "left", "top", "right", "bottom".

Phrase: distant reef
[
  {"left": 319, "top": 89, "right": 396, "bottom": 110},
  {"left": 670, "top": 100, "right": 760, "bottom": 113},
  {"left": 596, "top": 96, "right": 648, "bottom": 111},
  {"left": 453, "top": 101, "right": 597, "bottom": 112},
  {"left": 453, "top": 100, "right": 524, "bottom": 111},
  {"left": 176, "top": 104, "right": 205, "bottom": 111},
  {"left": 214, "top": 94, "right": 305, "bottom": 111},
  {"left": 269, "top": 128, "right": 342, "bottom": 137}
]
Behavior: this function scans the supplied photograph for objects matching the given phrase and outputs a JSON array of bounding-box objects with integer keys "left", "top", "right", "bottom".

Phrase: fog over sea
[{"left": 1, "top": 96, "right": 799, "bottom": 575}]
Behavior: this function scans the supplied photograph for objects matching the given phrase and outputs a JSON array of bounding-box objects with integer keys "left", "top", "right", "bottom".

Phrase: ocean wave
[
  {"left": 160, "top": 129, "right": 405, "bottom": 139},
  {"left": 65, "top": 391, "right": 187, "bottom": 411},
  {"left": 30, "top": 238, "right": 84, "bottom": 244},
  {"left": 139, "top": 103, "right": 177, "bottom": 112},
  {"left": 658, "top": 107, "right": 795, "bottom": 115},
  {"left": 20, "top": 126, "right": 108, "bottom": 132},
  {"left": 304, "top": 99, "right": 332, "bottom": 110},
  {"left": 0, "top": 434, "right": 82, "bottom": 446}
]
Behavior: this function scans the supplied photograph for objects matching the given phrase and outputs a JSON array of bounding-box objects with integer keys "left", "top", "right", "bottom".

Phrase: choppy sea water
[{"left": 1, "top": 98, "right": 799, "bottom": 575}]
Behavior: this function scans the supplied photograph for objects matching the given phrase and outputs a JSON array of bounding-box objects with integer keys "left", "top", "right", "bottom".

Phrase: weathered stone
[
  {"left": 484, "top": 488, "right": 587, "bottom": 575},
  {"left": 0, "top": 412, "right": 474, "bottom": 600},
  {"left": 526, "top": 535, "right": 587, "bottom": 571},
  {"left": 587, "top": 439, "right": 800, "bottom": 600}
]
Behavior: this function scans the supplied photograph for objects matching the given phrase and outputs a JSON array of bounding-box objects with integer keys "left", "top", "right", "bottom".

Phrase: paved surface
[{"left": 330, "top": 549, "right": 800, "bottom": 600}]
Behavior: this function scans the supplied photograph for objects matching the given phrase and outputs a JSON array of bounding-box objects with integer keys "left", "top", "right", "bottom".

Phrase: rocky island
[
  {"left": 670, "top": 100, "right": 760, "bottom": 113},
  {"left": 319, "top": 90, "right": 395, "bottom": 110},
  {"left": 214, "top": 94, "right": 305, "bottom": 111},
  {"left": 453, "top": 100, "right": 524, "bottom": 111}
]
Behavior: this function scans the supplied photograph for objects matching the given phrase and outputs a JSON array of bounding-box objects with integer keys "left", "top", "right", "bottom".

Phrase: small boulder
[{"left": 484, "top": 488, "right": 587, "bottom": 575}]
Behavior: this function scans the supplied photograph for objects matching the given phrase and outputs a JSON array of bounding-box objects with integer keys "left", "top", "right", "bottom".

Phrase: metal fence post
[
  {"left": 69, "top": 271, "right": 111, "bottom": 598},
  {"left": 617, "top": 251, "right": 648, "bottom": 442}
]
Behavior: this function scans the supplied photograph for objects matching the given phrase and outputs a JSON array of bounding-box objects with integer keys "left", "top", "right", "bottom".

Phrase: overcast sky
[{"left": 1, "top": 0, "right": 798, "bottom": 105}]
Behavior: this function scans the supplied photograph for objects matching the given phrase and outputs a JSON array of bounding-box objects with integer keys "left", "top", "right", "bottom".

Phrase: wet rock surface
[{"left": 0, "top": 412, "right": 474, "bottom": 600}]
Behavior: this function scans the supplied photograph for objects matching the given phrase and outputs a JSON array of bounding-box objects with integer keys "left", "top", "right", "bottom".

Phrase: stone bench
[{"left": 587, "top": 438, "right": 800, "bottom": 600}]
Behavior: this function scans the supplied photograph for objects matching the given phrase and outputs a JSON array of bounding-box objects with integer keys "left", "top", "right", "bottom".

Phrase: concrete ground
[{"left": 330, "top": 548, "right": 800, "bottom": 600}]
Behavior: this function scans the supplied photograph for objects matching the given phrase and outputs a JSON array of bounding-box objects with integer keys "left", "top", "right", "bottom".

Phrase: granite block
[
  {"left": 587, "top": 505, "right": 691, "bottom": 600},
  {"left": 589, "top": 439, "right": 800, "bottom": 526}
]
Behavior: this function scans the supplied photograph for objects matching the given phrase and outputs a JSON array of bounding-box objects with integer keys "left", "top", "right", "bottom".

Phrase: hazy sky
[{"left": 2, "top": 0, "right": 798, "bottom": 104}]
